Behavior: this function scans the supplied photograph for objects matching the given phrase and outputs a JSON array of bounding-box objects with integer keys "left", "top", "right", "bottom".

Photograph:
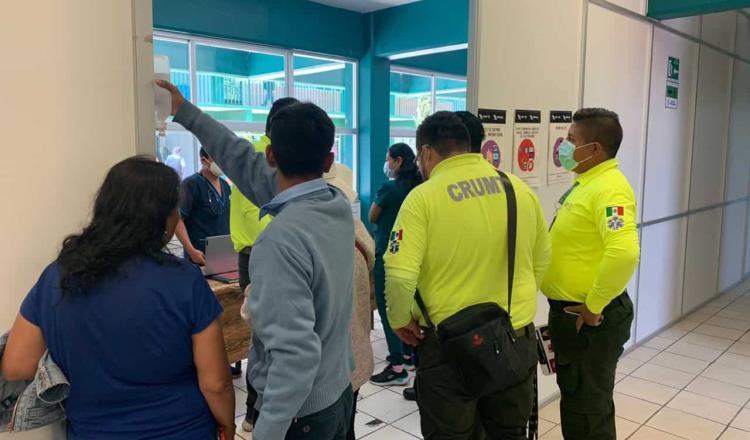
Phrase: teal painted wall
[
  {"left": 393, "top": 49, "right": 468, "bottom": 77},
  {"left": 372, "top": 0, "right": 469, "bottom": 57},
  {"left": 648, "top": 0, "right": 750, "bottom": 19},
  {"left": 153, "top": 0, "right": 367, "bottom": 58}
]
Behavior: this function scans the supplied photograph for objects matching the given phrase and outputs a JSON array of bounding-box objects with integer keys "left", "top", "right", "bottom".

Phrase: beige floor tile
[
  {"left": 632, "top": 363, "right": 697, "bottom": 389},
  {"left": 681, "top": 332, "right": 735, "bottom": 350},
  {"left": 732, "top": 408, "right": 750, "bottom": 432},
  {"left": 234, "top": 388, "right": 248, "bottom": 417},
  {"left": 717, "top": 308, "right": 750, "bottom": 320},
  {"left": 625, "top": 346, "right": 662, "bottom": 362},
  {"left": 357, "top": 389, "right": 418, "bottom": 424},
  {"left": 539, "top": 398, "right": 561, "bottom": 424},
  {"left": 538, "top": 418, "right": 557, "bottom": 436},
  {"left": 392, "top": 411, "right": 422, "bottom": 439},
  {"left": 647, "top": 407, "right": 725, "bottom": 440},
  {"left": 730, "top": 342, "right": 750, "bottom": 357},
  {"left": 630, "top": 426, "right": 689, "bottom": 439},
  {"left": 615, "top": 376, "right": 681, "bottom": 405},
  {"left": 673, "top": 320, "right": 703, "bottom": 332},
  {"left": 702, "top": 364, "right": 750, "bottom": 389},
  {"left": 650, "top": 351, "right": 711, "bottom": 375},
  {"left": 685, "top": 376, "right": 750, "bottom": 406},
  {"left": 707, "top": 317, "right": 750, "bottom": 332},
  {"left": 686, "top": 310, "right": 716, "bottom": 323},
  {"left": 235, "top": 415, "right": 249, "bottom": 440},
  {"left": 742, "top": 333, "right": 750, "bottom": 344},
  {"left": 667, "top": 390, "right": 742, "bottom": 424},
  {"left": 694, "top": 324, "right": 746, "bottom": 341},
  {"left": 715, "top": 352, "right": 750, "bottom": 373},
  {"left": 353, "top": 409, "right": 389, "bottom": 439},
  {"left": 667, "top": 341, "right": 725, "bottom": 362},
  {"left": 661, "top": 327, "right": 690, "bottom": 341},
  {"left": 540, "top": 425, "right": 564, "bottom": 440},
  {"left": 360, "top": 425, "right": 418, "bottom": 440},
  {"left": 615, "top": 372, "right": 627, "bottom": 384},
  {"left": 617, "top": 356, "right": 646, "bottom": 375},
  {"left": 616, "top": 417, "right": 640, "bottom": 439},
  {"left": 721, "top": 428, "right": 750, "bottom": 440},
  {"left": 614, "top": 392, "right": 661, "bottom": 423},
  {"left": 645, "top": 336, "right": 676, "bottom": 350}
]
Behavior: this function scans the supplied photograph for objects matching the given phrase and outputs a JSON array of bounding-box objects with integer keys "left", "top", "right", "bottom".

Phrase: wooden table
[{"left": 208, "top": 279, "right": 252, "bottom": 364}]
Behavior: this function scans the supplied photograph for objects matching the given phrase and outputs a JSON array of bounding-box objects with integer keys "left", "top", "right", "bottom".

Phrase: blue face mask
[
  {"left": 558, "top": 140, "right": 593, "bottom": 171},
  {"left": 383, "top": 162, "right": 394, "bottom": 179}
]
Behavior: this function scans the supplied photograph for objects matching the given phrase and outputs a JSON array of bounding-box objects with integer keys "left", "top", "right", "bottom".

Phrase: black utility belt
[{"left": 421, "top": 321, "right": 534, "bottom": 339}]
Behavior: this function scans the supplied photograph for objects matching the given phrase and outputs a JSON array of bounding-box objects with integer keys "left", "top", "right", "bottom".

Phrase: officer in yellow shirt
[
  {"left": 541, "top": 108, "right": 640, "bottom": 440},
  {"left": 385, "top": 112, "right": 550, "bottom": 440},
  {"left": 230, "top": 96, "right": 298, "bottom": 433}
]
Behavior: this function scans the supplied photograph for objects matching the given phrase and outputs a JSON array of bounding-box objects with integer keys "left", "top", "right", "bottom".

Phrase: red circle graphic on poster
[
  {"left": 517, "top": 138, "right": 536, "bottom": 172},
  {"left": 553, "top": 137, "right": 564, "bottom": 167},
  {"left": 481, "top": 140, "right": 501, "bottom": 169}
]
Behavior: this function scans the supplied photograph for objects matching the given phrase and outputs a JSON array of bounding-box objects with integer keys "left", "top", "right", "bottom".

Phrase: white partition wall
[{"left": 471, "top": 1, "right": 750, "bottom": 402}]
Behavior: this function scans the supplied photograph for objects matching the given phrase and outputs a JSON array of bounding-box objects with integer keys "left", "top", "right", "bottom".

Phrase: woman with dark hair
[
  {"left": 368, "top": 143, "right": 422, "bottom": 386},
  {"left": 1, "top": 156, "right": 236, "bottom": 439}
]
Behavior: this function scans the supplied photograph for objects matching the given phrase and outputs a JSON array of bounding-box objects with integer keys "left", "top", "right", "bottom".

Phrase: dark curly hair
[
  {"left": 388, "top": 143, "right": 423, "bottom": 190},
  {"left": 57, "top": 156, "right": 180, "bottom": 293}
]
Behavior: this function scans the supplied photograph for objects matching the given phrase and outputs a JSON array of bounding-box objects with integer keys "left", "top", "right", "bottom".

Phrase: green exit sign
[{"left": 668, "top": 57, "right": 680, "bottom": 82}]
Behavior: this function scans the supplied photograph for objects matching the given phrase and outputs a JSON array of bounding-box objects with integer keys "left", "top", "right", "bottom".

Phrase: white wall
[
  {"left": 0, "top": 1, "right": 152, "bottom": 437},
  {"left": 471, "top": 1, "right": 750, "bottom": 403}
]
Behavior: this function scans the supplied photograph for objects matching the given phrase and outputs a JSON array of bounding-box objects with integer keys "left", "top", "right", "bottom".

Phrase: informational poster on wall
[
  {"left": 513, "top": 110, "right": 542, "bottom": 188},
  {"left": 477, "top": 108, "right": 510, "bottom": 172},
  {"left": 666, "top": 56, "right": 680, "bottom": 109},
  {"left": 547, "top": 111, "right": 573, "bottom": 185}
]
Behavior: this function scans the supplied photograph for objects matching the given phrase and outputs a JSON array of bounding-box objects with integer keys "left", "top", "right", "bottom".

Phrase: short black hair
[
  {"left": 269, "top": 102, "right": 335, "bottom": 177},
  {"left": 199, "top": 148, "right": 209, "bottom": 160},
  {"left": 266, "top": 97, "right": 300, "bottom": 134},
  {"left": 416, "top": 111, "right": 470, "bottom": 157},
  {"left": 572, "top": 108, "right": 623, "bottom": 158},
  {"left": 454, "top": 111, "right": 486, "bottom": 153}
]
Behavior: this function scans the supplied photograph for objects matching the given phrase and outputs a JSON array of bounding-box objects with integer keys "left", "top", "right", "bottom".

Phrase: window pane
[
  {"left": 293, "top": 55, "right": 355, "bottom": 129},
  {"left": 158, "top": 131, "right": 198, "bottom": 181},
  {"left": 435, "top": 77, "right": 467, "bottom": 112},
  {"left": 334, "top": 134, "right": 356, "bottom": 170},
  {"left": 390, "top": 71, "right": 432, "bottom": 129},
  {"left": 389, "top": 136, "right": 417, "bottom": 153},
  {"left": 195, "top": 44, "right": 286, "bottom": 123},
  {"left": 154, "top": 39, "right": 192, "bottom": 102}
]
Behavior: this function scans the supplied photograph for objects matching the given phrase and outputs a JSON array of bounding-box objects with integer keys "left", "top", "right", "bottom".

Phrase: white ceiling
[{"left": 308, "top": 0, "right": 420, "bottom": 13}]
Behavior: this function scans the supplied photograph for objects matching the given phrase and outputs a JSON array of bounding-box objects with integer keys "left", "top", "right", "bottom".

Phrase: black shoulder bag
[{"left": 415, "top": 171, "right": 536, "bottom": 397}]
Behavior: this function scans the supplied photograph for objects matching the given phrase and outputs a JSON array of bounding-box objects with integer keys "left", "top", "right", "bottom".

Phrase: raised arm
[{"left": 156, "top": 80, "right": 277, "bottom": 207}]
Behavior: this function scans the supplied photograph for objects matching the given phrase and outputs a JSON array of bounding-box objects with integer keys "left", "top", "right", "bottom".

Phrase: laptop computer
[{"left": 204, "top": 235, "right": 239, "bottom": 283}]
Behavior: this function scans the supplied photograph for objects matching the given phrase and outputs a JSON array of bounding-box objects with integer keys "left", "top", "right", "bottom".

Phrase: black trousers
[
  {"left": 548, "top": 293, "right": 634, "bottom": 440},
  {"left": 415, "top": 330, "right": 537, "bottom": 440},
  {"left": 284, "top": 386, "right": 353, "bottom": 440},
  {"left": 238, "top": 250, "right": 259, "bottom": 418}
]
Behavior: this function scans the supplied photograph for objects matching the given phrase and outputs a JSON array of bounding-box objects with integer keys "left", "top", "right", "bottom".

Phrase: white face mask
[
  {"left": 383, "top": 162, "right": 394, "bottom": 179},
  {"left": 209, "top": 162, "right": 224, "bottom": 177}
]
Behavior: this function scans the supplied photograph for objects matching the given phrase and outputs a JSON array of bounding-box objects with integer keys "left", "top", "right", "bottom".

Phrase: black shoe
[
  {"left": 403, "top": 387, "right": 417, "bottom": 401},
  {"left": 369, "top": 365, "right": 409, "bottom": 387},
  {"left": 229, "top": 364, "right": 242, "bottom": 378}
]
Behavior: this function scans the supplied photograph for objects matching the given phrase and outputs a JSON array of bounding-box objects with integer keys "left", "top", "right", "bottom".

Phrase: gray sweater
[{"left": 175, "top": 102, "right": 355, "bottom": 440}]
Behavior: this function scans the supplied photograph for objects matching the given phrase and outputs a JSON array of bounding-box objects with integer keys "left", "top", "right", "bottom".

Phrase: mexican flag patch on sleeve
[{"left": 606, "top": 206, "right": 625, "bottom": 231}]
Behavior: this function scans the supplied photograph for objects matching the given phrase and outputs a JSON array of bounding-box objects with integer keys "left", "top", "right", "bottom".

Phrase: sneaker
[
  {"left": 403, "top": 387, "right": 417, "bottom": 401},
  {"left": 241, "top": 413, "right": 254, "bottom": 432},
  {"left": 403, "top": 356, "right": 416, "bottom": 372},
  {"left": 369, "top": 365, "right": 409, "bottom": 386},
  {"left": 229, "top": 364, "right": 242, "bottom": 378}
]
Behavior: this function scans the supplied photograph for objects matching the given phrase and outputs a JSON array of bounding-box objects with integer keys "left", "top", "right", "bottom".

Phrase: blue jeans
[{"left": 285, "top": 386, "right": 353, "bottom": 440}]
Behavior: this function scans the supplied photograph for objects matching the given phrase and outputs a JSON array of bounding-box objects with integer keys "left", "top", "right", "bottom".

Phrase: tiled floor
[{"left": 232, "top": 283, "right": 750, "bottom": 440}]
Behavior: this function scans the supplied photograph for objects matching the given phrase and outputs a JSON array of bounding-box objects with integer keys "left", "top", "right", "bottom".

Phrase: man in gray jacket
[{"left": 158, "top": 80, "right": 355, "bottom": 440}]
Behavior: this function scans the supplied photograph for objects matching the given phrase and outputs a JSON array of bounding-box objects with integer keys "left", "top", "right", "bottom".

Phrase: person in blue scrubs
[
  {"left": 1, "top": 157, "right": 237, "bottom": 439},
  {"left": 175, "top": 148, "right": 232, "bottom": 266}
]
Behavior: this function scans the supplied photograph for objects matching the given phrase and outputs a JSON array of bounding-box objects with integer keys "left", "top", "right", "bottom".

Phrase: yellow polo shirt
[
  {"left": 541, "top": 159, "right": 640, "bottom": 314},
  {"left": 229, "top": 135, "right": 272, "bottom": 253},
  {"left": 384, "top": 154, "right": 551, "bottom": 330}
]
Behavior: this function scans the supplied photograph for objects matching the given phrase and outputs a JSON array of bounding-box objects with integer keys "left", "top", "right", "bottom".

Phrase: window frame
[
  {"left": 154, "top": 30, "right": 359, "bottom": 186},
  {"left": 389, "top": 65, "right": 467, "bottom": 147}
]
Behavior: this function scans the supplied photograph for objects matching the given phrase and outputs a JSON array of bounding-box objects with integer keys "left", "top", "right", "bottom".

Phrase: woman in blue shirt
[
  {"left": 1, "top": 157, "right": 236, "bottom": 439},
  {"left": 368, "top": 143, "right": 422, "bottom": 387}
]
